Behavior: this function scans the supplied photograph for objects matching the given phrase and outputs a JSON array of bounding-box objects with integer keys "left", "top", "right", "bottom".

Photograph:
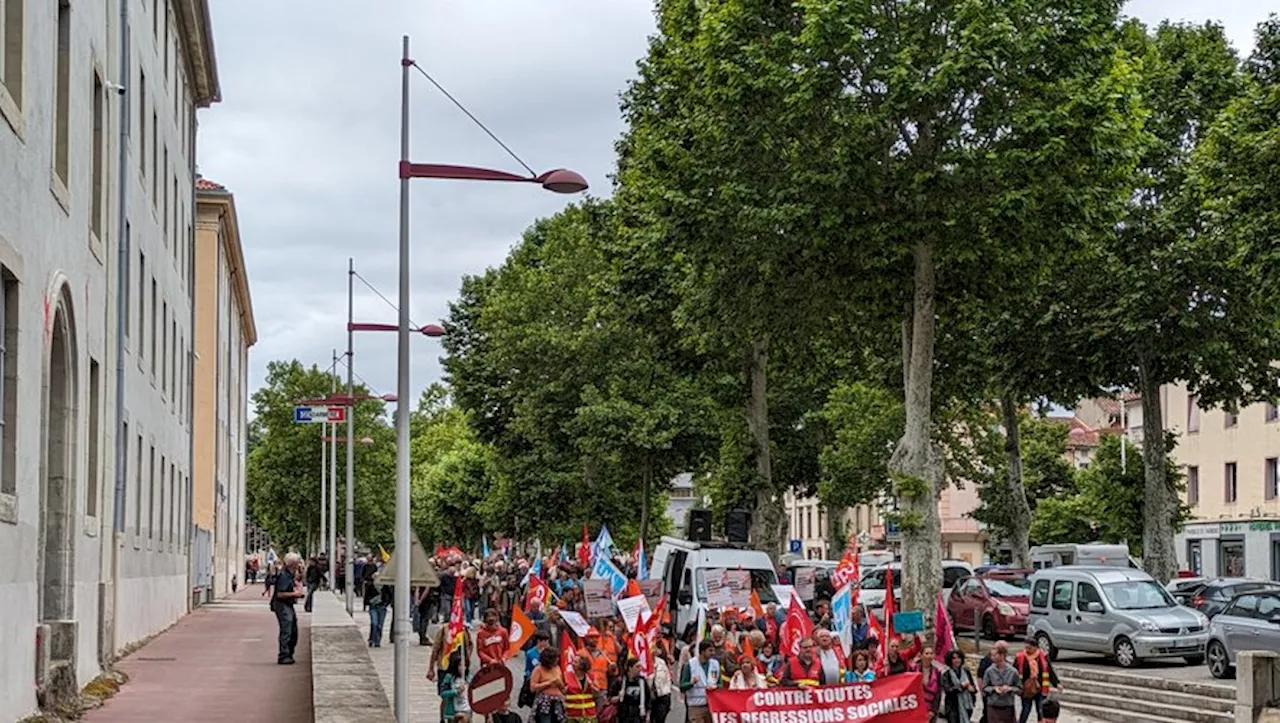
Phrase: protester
[
  {"left": 477, "top": 609, "right": 510, "bottom": 669},
  {"left": 814, "top": 629, "right": 846, "bottom": 684},
  {"left": 1014, "top": 636, "right": 1061, "bottom": 723},
  {"left": 681, "top": 641, "right": 720, "bottom": 723},
  {"left": 919, "top": 644, "right": 941, "bottom": 717},
  {"left": 530, "top": 646, "right": 567, "bottom": 723},
  {"left": 610, "top": 658, "right": 652, "bottom": 723},
  {"left": 566, "top": 656, "right": 600, "bottom": 723},
  {"left": 650, "top": 646, "right": 674, "bottom": 723},
  {"left": 782, "top": 637, "right": 824, "bottom": 687},
  {"left": 729, "top": 655, "right": 768, "bottom": 689},
  {"left": 981, "top": 643, "right": 1022, "bottom": 723},
  {"left": 849, "top": 651, "right": 875, "bottom": 683},
  {"left": 941, "top": 650, "right": 977, "bottom": 723}
]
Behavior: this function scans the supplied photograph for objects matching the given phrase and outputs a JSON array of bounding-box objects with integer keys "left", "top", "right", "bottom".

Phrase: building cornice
[
  {"left": 196, "top": 189, "right": 257, "bottom": 347},
  {"left": 174, "top": 0, "right": 221, "bottom": 107}
]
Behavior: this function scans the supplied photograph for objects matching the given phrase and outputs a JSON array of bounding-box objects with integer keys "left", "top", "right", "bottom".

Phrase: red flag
[
  {"left": 559, "top": 629, "right": 577, "bottom": 679},
  {"left": 781, "top": 591, "right": 814, "bottom": 657},
  {"left": 440, "top": 577, "right": 467, "bottom": 666},
  {"left": 631, "top": 611, "right": 654, "bottom": 675},
  {"left": 934, "top": 592, "right": 955, "bottom": 665},
  {"left": 881, "top": 567, "right": 896, "bottom": 666},
  {"left": 526, "top": 573, "right": 551, "bottom": 610},
  {"left": 577, "top": 524, "right": 592, "bottom": 568}
]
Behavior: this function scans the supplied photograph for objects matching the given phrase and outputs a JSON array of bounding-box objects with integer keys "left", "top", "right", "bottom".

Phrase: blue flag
[
  {"left": 482, "top": 534, "right": 491, "bottom": 558},
  {"left": 636, "top": 538, "right": 648, "bottom": 581},
  {"left": 593, "top": 524, "right": 615, "bottom": 564}
]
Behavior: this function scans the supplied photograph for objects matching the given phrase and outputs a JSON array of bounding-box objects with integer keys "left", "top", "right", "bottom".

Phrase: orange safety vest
[
  {"left": 785, "top": 655, "right": 823, "bottom": 687},
  {"left": 587, "top": 650, "right": 609, "bottom": 692},
  {"left": 601, "top": 635, "right": 619, "bottom": 665},
  {"left": 565, "top": 673, "right": 597, "bottom": 719}
]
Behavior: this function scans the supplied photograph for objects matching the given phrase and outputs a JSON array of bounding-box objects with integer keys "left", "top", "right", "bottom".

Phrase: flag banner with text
[{"left": 708, "top": 674, "right": 926, "bottom": 723}]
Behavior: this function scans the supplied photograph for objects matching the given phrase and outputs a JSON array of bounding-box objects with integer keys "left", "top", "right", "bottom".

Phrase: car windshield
[
  {"left": 860, "top": 569, "right": 902, "bottom": 590},
  {"left": 987, "top": 580, "right": 1029, "bottom": 598},
  {"left": 1102, "top": 580, "right": 1177, "bottom": 610}
]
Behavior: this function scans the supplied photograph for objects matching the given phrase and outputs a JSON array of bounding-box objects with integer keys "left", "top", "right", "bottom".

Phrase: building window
[
  {"left": 91, "top": 71, "right": 105, "bottom": 238},
  {"left": 170, "top": 320, "right": 177, "bottom": 411},
  {"left": 152, "top": 0, "right": 158, "bottom": 37},
  {"left": 87, "top": 359, "right": 100, "bottom": 517},
  {"left": 1187, "top": 394, "right": 1200, "bottom": 433},
  {"left": 1188, "top": 466, "right": 1199, "bottom": 506},
  {"left": 137, "top": 251, "right": 146, "bottom": 364},
  {"left": 0, "top": 269, "right": 15, "bottom": 503},
  {"left": 1226, "top": 406, "right": 1239, "bottom": 429},
  {"left": 158, "top": 454, "right": 165, "bottom": 541},
  {"left": 1225, "top": 462, "right": 1238, "bottom": 504},
  {"left": 151, "top": 110, "right": 158, "bottom": 202},
  {"left": 1, "top": 0, "right": 26, "bottom": 111},
  {"left": 120, "top": 420, "right": 128, "bottom": 515},
  {"left": 160, "top": 300, "right": 167, "bottom": 393},
  {"left": 134, "top": 433, "right": 143, "bottom": 536},
  {"left": 148, "top": 444, "right": 155, "bottom": 538},
  {"left": 1268, "top": 458, "right": 1279, "bottom": 503},
  {"left": 162, "top": 146, "right": 169, "bottom": 242},
  {"left": 168, "top": 461, "right": 175, "bottom": 545},
  {"left": 1267, "top": 403, "right": 1278, "bottom": 423},
  {"left": 137, "top": 70, "right": 146, "bottom": 177},
  {"left": 150, "top": 277, "right": 157, "bottom": 378},
  {"left": 52, "top": 0, "right": 69, "bottom": 185}
]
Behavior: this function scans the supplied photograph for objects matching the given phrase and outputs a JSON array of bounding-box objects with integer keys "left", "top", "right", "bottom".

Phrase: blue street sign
[
  {"left": 789, "top": 539, "right": 802, "bottom": 554},
  {"left": 294, "top": 405, "right": 327, "bottom": 423}
]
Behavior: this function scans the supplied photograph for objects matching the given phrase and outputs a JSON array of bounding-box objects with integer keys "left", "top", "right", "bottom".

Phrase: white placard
[
  {"left": 559, "top": 610, "right": 590, "bottom": 637},
  {"left": 724, "top": 569, "right": 752, "bottom": 608},
  {"left": 771, "top": 584, "right": 797, "bottom": 609},
  {"left": 617, "top": 594, "right": 652, "bottom": 632},
  {"left": 794, "top": 567, "right": 817, "bottom": 601}
]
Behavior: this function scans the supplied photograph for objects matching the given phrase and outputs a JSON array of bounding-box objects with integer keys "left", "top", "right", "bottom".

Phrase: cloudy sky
[{"left": 196, "top": 0, "right": 1274, "bottom": 408}]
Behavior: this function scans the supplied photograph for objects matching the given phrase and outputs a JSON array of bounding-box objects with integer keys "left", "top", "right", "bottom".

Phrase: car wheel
[
  {"left": 1114, "top": 636, "right": 1139, "bottom": 668},
  {"left": 1184, "top": 655, "right": 1205, "bottom": 665},
  {"left": 1035, "top": 632, "right": 1058, "bottom": 662},
  {"left": 983, "top": 615, "right": 998, "bottom": 641},
  {"left": 1207, "top": 640, "right": 1233, "bottom": 679}
]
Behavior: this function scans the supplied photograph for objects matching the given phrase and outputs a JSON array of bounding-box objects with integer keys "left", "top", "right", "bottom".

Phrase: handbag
[{"left": 518, "top": 677, "right": 534, "bottom": 708}]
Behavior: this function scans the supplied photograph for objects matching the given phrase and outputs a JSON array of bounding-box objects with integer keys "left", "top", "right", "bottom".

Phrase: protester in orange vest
[
  {"left": 782, "top": 637, "right": 825, "bottom": 687},
  {"left": 565, "top": 656, "right": 600, "bottom": 723},
  {"left": 583, "top": 630, "right": 611, "bottom": 695}
]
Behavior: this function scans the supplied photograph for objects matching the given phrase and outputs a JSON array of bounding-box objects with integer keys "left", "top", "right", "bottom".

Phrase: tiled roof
[
  {"left": 1047, "top": 415, "right": 1108, "bottom": 448},
  {"left": 195, "top": 176, "right": 226, "bottom": 191}
]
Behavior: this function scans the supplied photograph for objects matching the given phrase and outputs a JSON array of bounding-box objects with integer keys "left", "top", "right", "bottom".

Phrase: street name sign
[{"left": 293, "top": 405, "right": 346, "bottom": 423}]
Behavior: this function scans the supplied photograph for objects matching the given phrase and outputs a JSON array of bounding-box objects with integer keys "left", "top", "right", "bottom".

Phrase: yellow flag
[{"left": 379, "top": 544, "right": 391, "bottom": 563}]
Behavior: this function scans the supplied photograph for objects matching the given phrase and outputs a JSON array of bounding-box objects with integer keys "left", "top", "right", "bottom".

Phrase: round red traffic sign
[{"left": 468, "top": 664, "right": 513, "bottom": 716}]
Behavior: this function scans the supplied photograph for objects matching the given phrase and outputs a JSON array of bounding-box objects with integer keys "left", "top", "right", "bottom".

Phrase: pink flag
[{"left": 934, "top": 591, "right": 955, "bottom": 664}]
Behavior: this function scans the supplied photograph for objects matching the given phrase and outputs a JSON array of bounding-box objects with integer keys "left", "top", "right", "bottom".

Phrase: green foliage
[
  {"left": 1028, "top": 434, "right": 1187, "bottom": 556},
  {"left": 974, "top": 415, "right": 1079, "bottom": 546},
  {"left": 816, "top": 382, "right": 904, "bottom": 510},
  {"left": 245, "top": 360, "right": 396, "bottom": 552}
]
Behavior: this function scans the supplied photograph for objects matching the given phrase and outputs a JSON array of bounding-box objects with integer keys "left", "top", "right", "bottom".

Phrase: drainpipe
[
  {"left": 186, "top": 103, "right": 197, "bottom": 609},
  {"left": 109, "top": 0, "right": 132, "bottom": 659}
]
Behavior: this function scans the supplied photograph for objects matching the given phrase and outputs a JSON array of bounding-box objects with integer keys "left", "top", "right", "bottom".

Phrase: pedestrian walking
[
  {"left": 981, "top": 643, "right": 1021, "bottom": 723},
  {"left": 271, "top": 552, "right": 304, "bottom": 664}
]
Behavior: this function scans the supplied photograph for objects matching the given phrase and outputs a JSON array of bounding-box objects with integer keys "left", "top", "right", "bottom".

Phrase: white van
[
  {"left": 650, "top": 536, "right": 780, "bottom": 634},
  {"left": 1030, "top": 544, "right": 1140, "bottom": 570},
  {"left": 859, "top": 559, "right": 974, "bottom": 610}
]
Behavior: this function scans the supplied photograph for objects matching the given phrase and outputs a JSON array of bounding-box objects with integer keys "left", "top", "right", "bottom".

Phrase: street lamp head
[
  {"left": 360, "top": 437, "right": 375, "bottom": 445},
  {"left": 381, "top": 393, "right": 399, "bottom": 403},
  {"left": 419, "top": 324, "right": 446, "bottom": 338},
  {"left": 537, "top": 168, "right": 589, "bottom": 194}
]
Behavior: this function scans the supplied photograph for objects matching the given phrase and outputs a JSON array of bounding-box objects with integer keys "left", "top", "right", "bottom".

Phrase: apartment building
[
  {"left": 194, "top": 177, "right": 255, "bottom": 601},
  {"left": 782, "top": 485, "right": 986, "bottom": 565},
  {"left": 1134, "top": 383, "right": 1280, "bottom": 579},
  {"left": 0, "top": 0, "right": 224, "bottom": 717}
]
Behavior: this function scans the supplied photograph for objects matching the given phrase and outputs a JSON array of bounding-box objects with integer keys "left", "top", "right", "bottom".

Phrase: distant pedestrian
[
  {"left": 981, "top": 643, "right": 1021, "bottom": 723},
  {"left": 305, "top": 557, "right": 322, "bottom": 612},
  {"left": 272, "top": 553, "right": 304, "bottom": 664}
]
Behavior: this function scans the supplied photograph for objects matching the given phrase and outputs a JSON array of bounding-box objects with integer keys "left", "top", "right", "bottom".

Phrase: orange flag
[
  {"left": 749, "top": 589, "right": 765, "bottom": 620},
  {"left": 508, "top": 605, "right": 535, "bottom": 658},
  {"left": 741, "top": 634, "right": 755, "bottom": 660},
  {"left": 625, "top": 578, "right": 643, "bottom": 599}
]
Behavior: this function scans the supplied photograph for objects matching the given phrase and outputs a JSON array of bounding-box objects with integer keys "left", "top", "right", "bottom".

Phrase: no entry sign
[{"left": 468, "top": 664, "right": 513, "bottom": 716}]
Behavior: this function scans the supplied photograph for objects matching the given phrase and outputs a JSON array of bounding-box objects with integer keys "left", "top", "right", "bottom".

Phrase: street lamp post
[
  {"left": 346, "top": 258, "right": 355, "bottom": 615},
  {"left": 393, "top": 35, "right": 587, "bottom": 722},
  {"left": 329, "top": 349, "right": 338, "bottom": 591}
]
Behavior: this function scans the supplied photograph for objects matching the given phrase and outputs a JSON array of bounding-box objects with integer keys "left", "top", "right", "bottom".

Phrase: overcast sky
[{"left": 196, "top": 0, "right": 1274, "bottom": 409}]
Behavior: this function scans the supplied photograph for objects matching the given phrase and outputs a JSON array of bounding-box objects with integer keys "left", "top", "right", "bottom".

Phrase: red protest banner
[{"left": 708, "top": 674, "right": 926, "bottom": 723}]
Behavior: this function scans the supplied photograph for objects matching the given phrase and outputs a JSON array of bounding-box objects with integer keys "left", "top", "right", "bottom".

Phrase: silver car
[
  {"left": 1206, "top": 588, "right": 1280, "bottom": 679},
  {"left": 1028, "top": 566, "right": 1209, "bottom": 668}
]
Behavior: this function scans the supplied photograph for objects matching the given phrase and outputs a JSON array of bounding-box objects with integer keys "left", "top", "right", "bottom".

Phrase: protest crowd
[{"left": 266, "top": 527, "right": 1063, "bottom": 723}]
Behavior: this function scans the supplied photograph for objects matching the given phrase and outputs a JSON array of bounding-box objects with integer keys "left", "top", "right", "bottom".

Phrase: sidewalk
[{"left": 85, "top": 584, "right": 313, "bottom": 723}]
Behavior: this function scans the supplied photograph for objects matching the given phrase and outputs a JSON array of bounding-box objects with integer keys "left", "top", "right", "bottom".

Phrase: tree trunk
[
  {"left": 827, "top": 506, "right": 846, "bottom": 560},
  {"left": 888, "top": 239, "right": 944, "bottom": 615},
  {"left": 745, "top": 337, "right": 784, "bottom": 560},
  {"left": 640, "top": 455, "right": 653, "bottom": 545},
  {"left": 1000, "top": 396, "right": 1033, "bottom": 570},
  {"left": 1138, "top": 361, "right": 1177, "bottom": 582}
]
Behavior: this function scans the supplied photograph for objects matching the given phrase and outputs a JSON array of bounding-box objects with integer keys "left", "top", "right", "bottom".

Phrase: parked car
[
  {"left": 1167, "top": 576, "right": 1208, "bottom": 605},
  {"left": 859, "top": 560, "right": 974, "bottom": 610},
  {"left": 1206, "top": 588, "right": 1280, "bottom": 678},
  {"left": 1187, "top": 578, "right": 1280, "bottom": 619},
  {"left": 785, "top": 560, "right": 838, "bottom": 604},
  {"left": 947, "top": 574, "right": 1031, "bottom": 640},
  {"left": 1028, "top": 566, "right": 1209, "bottom": 668}
]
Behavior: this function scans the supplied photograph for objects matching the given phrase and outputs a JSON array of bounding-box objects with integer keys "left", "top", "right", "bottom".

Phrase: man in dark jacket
[
  {"left": 273, "top": 553, "right": 305, "bottom": 664},
  {"left": 305, "top": 557, "right": 323, "bottom": 612}
]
